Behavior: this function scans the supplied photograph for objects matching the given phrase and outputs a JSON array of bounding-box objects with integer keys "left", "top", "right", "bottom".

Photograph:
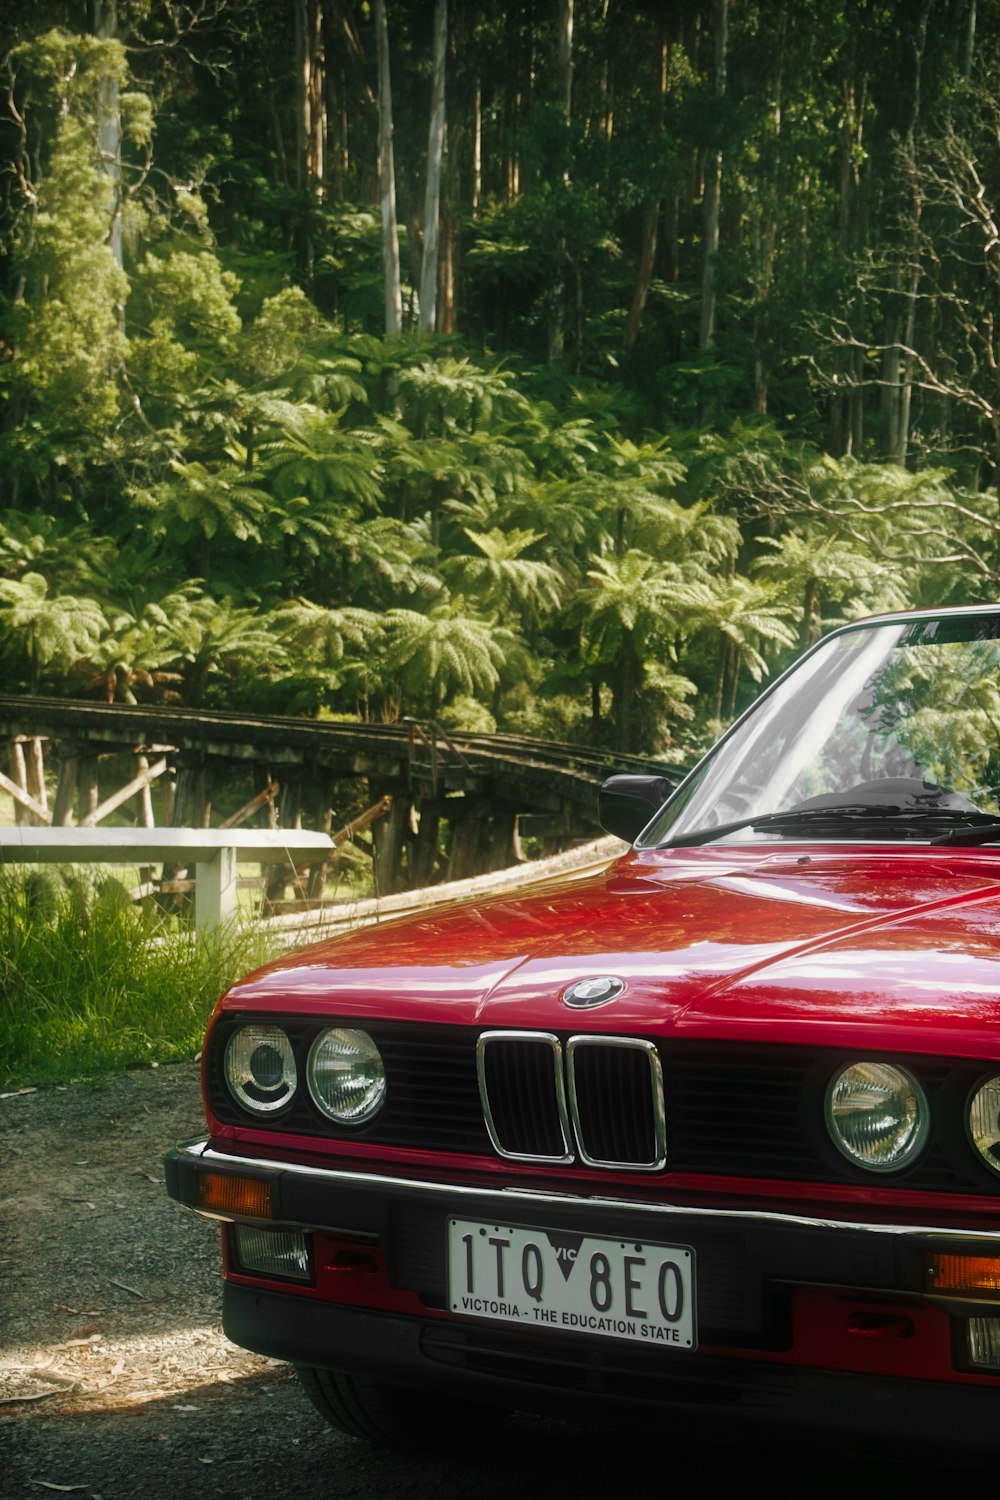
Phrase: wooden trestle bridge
[{"left": 0, "top": 695, "right": 683, "bottom": 909}]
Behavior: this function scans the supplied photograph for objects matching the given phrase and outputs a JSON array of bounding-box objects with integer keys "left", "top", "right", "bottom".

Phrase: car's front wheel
[{"left": 294, "top": 1365, "right": 509, "bottom": 1449}]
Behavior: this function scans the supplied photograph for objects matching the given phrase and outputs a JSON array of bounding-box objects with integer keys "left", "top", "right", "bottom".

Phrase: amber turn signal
[
  {"left": 198, "top": 1171, "right": 273, "bottom": 1219},
  {"left": 928, "top": 1252, "right": 1000, "bottom": 1296}
]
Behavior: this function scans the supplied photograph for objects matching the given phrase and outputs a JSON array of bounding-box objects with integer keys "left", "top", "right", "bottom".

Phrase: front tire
[{"left": 295, "top": 1365, "right": 509, "bottom": 1449}]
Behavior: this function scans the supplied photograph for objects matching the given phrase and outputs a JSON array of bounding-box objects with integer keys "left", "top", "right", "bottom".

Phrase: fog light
[
  {"left": 967, "top": 1317, "right": 1000, "bottom": 1369},
  {"left": 233, "top": 1225, "right": 311, "bottom": 1282},
  {"left": 928, "top": 1253, "right": 1000, "bottom": 1297}
]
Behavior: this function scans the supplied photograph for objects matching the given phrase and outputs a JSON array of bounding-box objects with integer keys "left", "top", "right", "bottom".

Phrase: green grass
[{"left": 0, "top": 869, "right": 281, "bottom": 1088}]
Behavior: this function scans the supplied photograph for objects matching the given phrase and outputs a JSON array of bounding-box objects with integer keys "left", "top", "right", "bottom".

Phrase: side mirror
[{"left": 599, "top": 774, "right": 672, "bottom": 844}]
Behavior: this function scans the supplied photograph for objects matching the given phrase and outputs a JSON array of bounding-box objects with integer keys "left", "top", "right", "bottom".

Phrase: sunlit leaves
[
  {"left": 135, "top": 460, "right": 271, "bottom": 545},
  {"left": 156, "top": 594, "right": 286, "bottom": 706},
  {"left": 0, "top": 573, "right": 107, "bottom": 688},
  {"left": 257, "top": 412, "right": 383, "bottom": 512},
  {"left": 394, "top": 359, "right": 530, "bottom": 436},
  {"left": 441, "top": 527, "right": 562, "bottom": 623},
  {"left": 134, "top": 251, "right": 241, "bottom": 345},
  {"left": 379, "top": 603, "right": 520, "bottom": 713}
]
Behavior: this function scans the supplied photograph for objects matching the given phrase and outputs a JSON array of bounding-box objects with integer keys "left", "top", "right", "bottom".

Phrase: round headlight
[
  {"left": 307, "top": 1028, "right": 386, "bottom": 1124},
  {"left": 825, "top": 1062, "right": 928, "bottom": 1172},
  {"left": 968, "top": 1076, "right": 1000, "bottom": 1175},
  {"left": 224, "top": 1025, "right": 297, "bottom": 1114}
]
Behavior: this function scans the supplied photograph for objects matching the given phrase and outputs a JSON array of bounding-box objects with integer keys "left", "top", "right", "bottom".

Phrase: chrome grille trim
[
  {"left": 476, "top": 1031, "right": 574, "bottom": 1164},
  {"left": 566, "top": 1036, "right": 667, "bottom": 1171},
  {"left": 476, "top": 1030, "right": 667, "bottom": 1171}
]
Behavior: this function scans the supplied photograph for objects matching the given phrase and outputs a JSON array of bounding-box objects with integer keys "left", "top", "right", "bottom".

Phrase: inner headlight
[
  {"left": 307, "top": 1028, "right": 386, "bottom": 1124},
  {"left": 968, "top": 1076, "right": 1000, "bottom": 1175},
  {"left": 825, "top": 1061, "right": 928, "bottom": 1172},
  {"left": 224, "top": 1025, "right": 297, "bottom": 1114}
]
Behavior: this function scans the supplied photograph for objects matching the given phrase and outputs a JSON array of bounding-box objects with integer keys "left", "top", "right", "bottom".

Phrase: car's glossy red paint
[{"left": 212, "top": 844, "right": 1000, "bottom": 1056}]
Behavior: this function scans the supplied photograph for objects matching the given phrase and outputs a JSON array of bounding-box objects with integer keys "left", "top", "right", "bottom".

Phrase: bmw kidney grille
[{"left": 476, "top": 1030, "right": 667, "bottom": 1171}]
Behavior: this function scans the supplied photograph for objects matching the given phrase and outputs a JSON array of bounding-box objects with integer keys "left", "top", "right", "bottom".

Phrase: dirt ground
[
  {"left": 0, "top": 1062, "right": 977, "bottom": 1497},
  {"left": 0, "top": 1062, "right": 652, "bottom": 1500}
]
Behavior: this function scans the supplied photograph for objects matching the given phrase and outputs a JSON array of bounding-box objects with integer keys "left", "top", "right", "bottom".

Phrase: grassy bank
[{"left": 0, "top": 869, "right": 279, "bottom": 1088}]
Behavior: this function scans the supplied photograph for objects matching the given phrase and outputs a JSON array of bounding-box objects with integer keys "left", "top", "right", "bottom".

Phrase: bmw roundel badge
[{"left": 561, "top": 975, "right": 626, "bottom": 1008}]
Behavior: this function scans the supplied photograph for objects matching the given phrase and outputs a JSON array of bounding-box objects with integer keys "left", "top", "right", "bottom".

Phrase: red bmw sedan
[{"left": 167, "top": 605, "right": 1000, "bottom": 1452}]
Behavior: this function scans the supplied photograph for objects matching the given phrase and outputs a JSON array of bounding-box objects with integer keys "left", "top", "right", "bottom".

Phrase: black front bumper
[
  {"left": 223, "top": 1281, "right": 1000, "bottom": 1451},
  {"left": 167, "top": 1139, "right": 1000, "bottom": 1447}
]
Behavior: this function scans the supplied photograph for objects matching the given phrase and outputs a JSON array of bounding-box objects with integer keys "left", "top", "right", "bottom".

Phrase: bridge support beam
[{"left": 371, "top": 782, "right": 410, "bottom": 896}]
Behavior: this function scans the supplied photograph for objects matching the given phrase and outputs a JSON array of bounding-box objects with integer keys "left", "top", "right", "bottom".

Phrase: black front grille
[
  {"left": 479, "top": 1035, "right": 568, "bottom": 1158},
  {"left": 570, "top": 1041, "right": 660, "bottom": 1166},
  {"left": 666, "top": 1054, "right": 815, "bottom": 1176},
  {"left": 208, "top": 1017, "right": 1000, "bottom": 1195},
  {"left": 478, "top": 1033, "right": 663, "bottom": 1168}
]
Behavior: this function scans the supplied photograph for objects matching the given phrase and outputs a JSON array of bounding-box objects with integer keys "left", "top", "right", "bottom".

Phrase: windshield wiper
[
  {"left": 664, "top": 803, "right": 994, "bottom": 850},
  {"left": 930, "top": 820, "right": 1000, "bottom": 847}
]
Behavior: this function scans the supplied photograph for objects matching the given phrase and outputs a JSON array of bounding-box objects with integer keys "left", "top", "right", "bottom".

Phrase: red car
[{"left": 166, "top": 605, "right": 1000, "bottom": 1451}]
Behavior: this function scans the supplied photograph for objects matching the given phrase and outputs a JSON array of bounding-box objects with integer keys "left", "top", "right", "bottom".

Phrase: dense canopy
[{"left": 1, "top": 0, "right": 999, "bottom": 756}]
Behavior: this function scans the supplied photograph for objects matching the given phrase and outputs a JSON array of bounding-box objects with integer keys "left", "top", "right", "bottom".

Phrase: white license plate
[{"left": 447, "top": 1218, "right": 696, "bottom": 1349}]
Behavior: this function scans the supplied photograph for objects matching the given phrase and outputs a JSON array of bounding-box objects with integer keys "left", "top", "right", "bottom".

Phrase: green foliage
[
  {"left": 1, "top": 32, "right": 135, "bottom": 452},
  {"left": 379, "top": 602, "right": 521, "bottom": 716},
  {"left": 154, "top": 593, "right": 288, "bottom": 705},
  {"left": 4, "top": 4, "right": 1000, "bottom": 756},
  {"left": 441, "top": 527, "right": 562, "bottom": 625},
  {"left": 132, "top": 250, "right": 242, "bottom": 360},
  {"left": 0, "top": 573, "right": 107, "bottom": 690},
  {"left": 0, "top": 869, "right": 278, "bottom": 1087}
]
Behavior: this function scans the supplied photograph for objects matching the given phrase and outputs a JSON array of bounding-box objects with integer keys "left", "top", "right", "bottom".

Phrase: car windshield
[{"left": 641, "top": 611, "right": 1000, "bottom": 847}]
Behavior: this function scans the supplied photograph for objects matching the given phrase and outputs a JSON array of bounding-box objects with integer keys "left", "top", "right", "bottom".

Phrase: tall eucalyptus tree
[
  {"left": 374, "top": 0, "right": 402, "bottom": 336},
  {"left": 418, "top": 0, "right": 447, "bottom": 334}
]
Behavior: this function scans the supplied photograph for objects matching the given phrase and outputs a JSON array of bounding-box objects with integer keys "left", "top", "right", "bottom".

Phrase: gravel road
[{"left": 0, "top": 1063, "right": 976, "bottom": 1496}]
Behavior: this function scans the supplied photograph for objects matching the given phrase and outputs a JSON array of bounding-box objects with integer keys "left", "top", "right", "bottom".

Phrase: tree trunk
[
  {"left": 438, "top": 156, "right": 457, "bottom": 334},
  {"left": 305, "top": 0, "right": 325, "bottom": 197},
  {"left": 503, "top": 6, "right": 521, "bottom": 202},
  {"left": 557, "top": 0, "right": 574, "bottom": 120},
  {"left": 294, "top": 1, "right": 306, "bottom": 189},
  {"left": 93, "top": 0, "right": 123, "bottom": 271},
  {"left": 612, "top": 640, "right": 640, "bottom": 753},
  {"left": 374, "top": 0, "right": 402, "bottom": 336},
  {"left": 751, "top": 1, "right": 784, "bottom": 417},
  {"left": 897, "top": 4, "right": 929, "bottom": 467},
  {"left": 622, "top": 19, "right": 666, "bottom": 359},
  {"left": 419, "top": 0, "right": 448, "bottom": 335},
  {"left": 699, "top": 0, "right": 727, "bottom": 357},
  {"left": 882, "top": 313, "right": 902, "bottom": 460},
  {"left": 963, "top": 0, "right": 977, "bottom": 75},
  {"left": 295, "top": 0, "right": 325, "bottom": 286},
  {"left": 472, "top": 79, "right": 482, "bottom": 214},
  {"left": 801, "top": 579, "right": 821, "bottom": 648},
  {"left": 549, "top": 0, "right": 574, "bottom": 362}
]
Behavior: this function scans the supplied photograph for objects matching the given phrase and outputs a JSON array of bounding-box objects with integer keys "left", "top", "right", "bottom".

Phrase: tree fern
[{"left": 0, "top": 572, "right": 107, "bottom": 691}]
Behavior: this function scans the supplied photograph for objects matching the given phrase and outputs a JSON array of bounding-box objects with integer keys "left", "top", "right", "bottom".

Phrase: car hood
[{"left": 225, "top": 846, "right": 1000, "bottom": 1056}]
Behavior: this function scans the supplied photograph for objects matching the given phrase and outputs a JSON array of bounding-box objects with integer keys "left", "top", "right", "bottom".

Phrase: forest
[{"left": 2, "top": 0, "right": 1000, "bottom": 762}]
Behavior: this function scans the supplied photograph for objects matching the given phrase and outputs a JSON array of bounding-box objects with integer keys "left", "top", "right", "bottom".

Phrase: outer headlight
[
  {"left": 825, "top": 1061, "right": 928, "bottom": 1172},
  {"left": 224, "top": 1025, "right": 297, "bottom": 1114},
  {"left": 306, "top": 1028, "right": 386, "bottom": 1124},
  {"left": 968, "top": 1076, "right": 1000, "bottom": 1175}
]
